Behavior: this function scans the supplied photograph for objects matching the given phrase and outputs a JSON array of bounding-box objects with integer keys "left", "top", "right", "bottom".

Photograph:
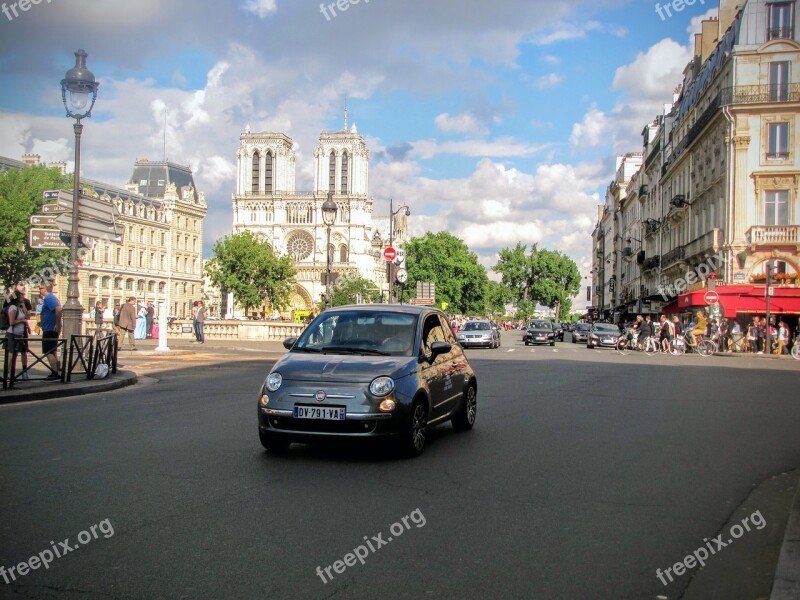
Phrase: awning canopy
[{"left": 661, "top": 285, "right": 800, "bottom": 317}]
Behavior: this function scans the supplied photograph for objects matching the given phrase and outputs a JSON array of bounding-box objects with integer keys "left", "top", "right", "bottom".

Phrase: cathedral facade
[{"left": 231, "top": 123, "right": 403, "bottom": 312}]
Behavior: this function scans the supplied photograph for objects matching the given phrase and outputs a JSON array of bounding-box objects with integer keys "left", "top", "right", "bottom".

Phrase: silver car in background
[{"left": 456, "top": 320, "right": 501, "bottom": 349}]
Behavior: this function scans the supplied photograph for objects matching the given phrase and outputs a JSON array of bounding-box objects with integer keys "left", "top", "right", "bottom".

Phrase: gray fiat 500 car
[{"left": 258, "top": 305, "right": 477, "bottom": 457}]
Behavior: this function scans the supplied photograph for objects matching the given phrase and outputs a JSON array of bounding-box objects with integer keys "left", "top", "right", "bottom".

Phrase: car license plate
[
  {"left": 536, "top": 336, "right": 544, "bottom": 341},
  {"left": 293, "top": 406, "right": 346, "bottom": 420}
]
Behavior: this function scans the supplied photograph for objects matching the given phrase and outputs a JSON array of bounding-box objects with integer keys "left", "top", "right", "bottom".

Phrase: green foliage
[
  {"left": 402, "top": 231, "right": 489, "bottom": 315},
  {"left": 331, "top": 272, "right": 381, "bottom": 306},
  {"left": 0, "top": 165, "right": 72, "bottom": 295},
  {"left": 493, "top": 243, "right": 581, "bottom": 320},
  {"left": 205, "top": 231, "right": 295, "bottom": 314},
  {"left": 485, "top": 280, "right": 511, "bottom": 316}
]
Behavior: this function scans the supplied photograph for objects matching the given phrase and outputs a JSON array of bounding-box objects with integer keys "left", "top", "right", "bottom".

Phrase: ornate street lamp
[
  {"left": 60, "top": 49, "right": 99, "bottom": 341},
  {"left": 322, "top": 192, "right": 338, "bottom": 308},
  {"left": 388, "top": 199, "right": 410, "bottom": 302}
]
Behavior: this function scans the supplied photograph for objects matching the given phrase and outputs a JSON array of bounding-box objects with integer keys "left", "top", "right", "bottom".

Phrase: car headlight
[
  {"left": 266, "top": 372, "right": 282, "bottom": 392},
  {"left": 369, "top": 376, "right": 395, "bottom": 397}
]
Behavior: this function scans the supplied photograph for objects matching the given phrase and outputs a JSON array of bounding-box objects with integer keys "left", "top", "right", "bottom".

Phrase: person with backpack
[{"left": 4, "top": 290, "right": 31, "bottom": 380}]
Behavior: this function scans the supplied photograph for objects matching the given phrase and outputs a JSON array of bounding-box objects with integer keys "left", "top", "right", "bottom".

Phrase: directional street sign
[
  {"left": 28, "top": 228, "right": 90, "bottom": 249},
  {"left": 41, "top": 203, "right": 70, "bottom": 214},
  {"left": 55, "top": 211, "right": 123, "bottom": 242},
  {"left": 42, "top": 190, "right": 60, "bottom": 200},
  {"left": 394, "top": 248, "right": 406, "bottom": 265},
  {"left": 29, "top": 214, "right": 58, "bottom": 226}
]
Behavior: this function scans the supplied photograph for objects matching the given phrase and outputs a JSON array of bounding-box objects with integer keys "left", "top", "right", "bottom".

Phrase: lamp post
[
  {"left": 388, "top": 198, "right": 410, "bottom": 302},
  {"left": 60, "top": 49, "right": 99, "bottom": 342},
  {"left": 322, "top": 192, "right": 338, "bottom": 308}
]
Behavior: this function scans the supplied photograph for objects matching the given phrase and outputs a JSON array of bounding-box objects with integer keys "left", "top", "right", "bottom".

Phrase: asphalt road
[{"left": 1, "top": 331, "right": 799, "bottom": 599}]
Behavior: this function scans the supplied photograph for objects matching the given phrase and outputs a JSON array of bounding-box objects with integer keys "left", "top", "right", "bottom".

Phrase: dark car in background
[
  {"left": 257, "top": 305, "right": 477, "bottom": 457},
  {"left": 552, "top": 322, "right": 564, "bottom": 342},
  {"left": 572, "top": 322, "right": 592, "bottom": 343},
  {"left": 524, "top": 320, "right": 556, "bottom": 346},
  {"left": 456, "top": 319, "right": 501, "bottom": 349},
  {"left": 587, "top": 323, "right": 622, "bottom": 349}
]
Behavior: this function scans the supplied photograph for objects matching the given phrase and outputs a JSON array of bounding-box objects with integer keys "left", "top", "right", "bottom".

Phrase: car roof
[{"left": 324, "top": 304, "right": 440, "bottom": 317}]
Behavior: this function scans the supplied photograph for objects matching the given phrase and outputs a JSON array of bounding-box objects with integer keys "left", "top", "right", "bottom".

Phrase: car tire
[
  {"left": 259, "top": 430, "right": 291, "bottom": 453},
  {"left": 550, "top": 341, "right": 555, "bottom": 346},
  {"left": 452, "top": 384, "right": 477, "bottom": 432},
  {"left": 587, "top": 343, "right": 593, "bottom": 349},
  {"left": 399, "top": 401, "right": 428, "bottom": 457}
]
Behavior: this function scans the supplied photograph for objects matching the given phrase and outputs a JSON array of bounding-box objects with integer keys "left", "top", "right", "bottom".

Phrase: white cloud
[
  {"left": 242, "top": 0, "right": 277, "bottom": 18},
  {"left": 611, "top": 38, "right": 692, "bottom": 102},
  {"left": 569, "top": 105, "right": 607, "bottom": 148},
  {"left": 530, "top": 20, "right": 625, "bottom": 45},
  {"left": 533, "top": 73, "right": 562, "bottom": 89},
  {"left": 434, "top": 112, "right": 487, "bottom": 136},
  {"left": 411, "top": 137, "right": 547, "bottom": 160}
]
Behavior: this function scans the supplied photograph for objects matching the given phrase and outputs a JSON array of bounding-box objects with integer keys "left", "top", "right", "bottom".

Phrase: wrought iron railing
[
  {"left": 661, "top": 247, "right": 686, "bottom": 268},
  {"left": 723, "top": 84, "right": 800, "bottom": 105}
]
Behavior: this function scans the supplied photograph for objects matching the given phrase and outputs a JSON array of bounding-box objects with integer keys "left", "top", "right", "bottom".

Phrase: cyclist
[
  {"left": 640, "top": 315, "right": 655, "bottom": 350},
  {"left": 687, "top": 310, "right": 708, "bottom": 348},
  {"left": 659, "top": 314, "right": 673, "bottom": 352}
]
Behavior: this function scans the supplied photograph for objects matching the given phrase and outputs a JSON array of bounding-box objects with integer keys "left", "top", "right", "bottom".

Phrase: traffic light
[{"left": 766, "top": 261, "right": 778, "bottom": 286}]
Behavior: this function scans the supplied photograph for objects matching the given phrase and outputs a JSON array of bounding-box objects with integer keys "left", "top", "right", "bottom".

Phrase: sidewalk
[{"left": 0, "top": 369, "right": 137, "bottom": 404}]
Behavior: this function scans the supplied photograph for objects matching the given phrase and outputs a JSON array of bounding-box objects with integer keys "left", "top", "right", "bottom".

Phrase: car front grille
[{"left": 269, "top": 416, "right": 376, "bottom": 434}]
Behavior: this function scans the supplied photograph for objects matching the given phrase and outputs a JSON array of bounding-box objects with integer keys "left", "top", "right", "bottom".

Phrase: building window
[
  {"left": 767, "top": 122, "right": 789, "bottom": 159},
  {"left": 127, "top": 249, "right": 133, "bottom": 265},
  {"left": 139, "top": 227, "right": 144, "bottom": 242},
  {"left": 765, "top": 190, "right": 789, "bottom": 225},
  {"left": 265, "top": 150, "right": 273, "bottom": 193},
  {"left": 339, "top": 245, "right": 348, "bottom": 263},
  {"left": 768, "top": 2, "right": 795, "bottom": 40},
  {"left": 160, "top": 254, "right": 165, "bottom": 269},
  {"left": 139, "top": 251, "right": 144, "bottom": 266},
  {"left": 286, "top": 231, "right": 315, "bottom": 261},
  {"left": 157, "top": 179, "right": 165, "bottom": 186},
  {"left": 252, "top": 151, "right": 260, "bottom": 193},
  {"left": 329, "top": 151, "right": 336, "bottom": 192},
  {"left": 769, "top": 61, "right": 790, "bottom": 101},
  {"left": 161, "top": 232, "right": 166, "bottom": 246},
  {"left": 341, "top": 150, "right": 349, "bottom": 193},
  {"left": 139, "top": 179, "right": 148, "bottom": 186},
  {"left": 287, "top": 202, "right": 312, "bottom": 224}
]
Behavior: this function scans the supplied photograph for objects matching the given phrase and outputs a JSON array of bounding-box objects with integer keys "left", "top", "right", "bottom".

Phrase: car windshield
[
  {"left": 575, "top": 324, "right": 592, "bottom": 332},
  {"left": 529, "top": 321, "right": 551, "bottom": 329},
  {"left": 294, "top": 310, "right": 417, "bottom": 356},
  {"left": 463, "top": 321, "right": 491, "bottom": 331},
  {"left": 593, "top": 324, "right": 620, "bottom": 333}
]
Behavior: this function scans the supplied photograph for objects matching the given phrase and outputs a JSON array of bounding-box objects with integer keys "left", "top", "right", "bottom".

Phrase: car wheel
[
  {"left": 550, "top": 341, "right": 555, "bottom": 346},
  {"left": 524, "top": 340, "right": 529, "bottom": 346},
  {"left": 452, "top": 384, "right": 477, "bottom": 432},
  {"left": 259, "top": 430, "right": 291, "bottom": 453},
  {"left": 587, "top": 343, "right": 593, "bottom": 349},
  {"left": 399, "top": 401, "right": 428, "bottom": 457}
]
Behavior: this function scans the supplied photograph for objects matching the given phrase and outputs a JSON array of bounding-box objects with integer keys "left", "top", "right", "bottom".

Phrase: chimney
[
  {"left": 718, "top": 0, "right": 740, "bottom": 40},
  {"left": 694, "top": 33, "right": 703, "bottom": 58},
  {"left": 701, "top": 18, "right": 719, "bottom": 63},
  {"left": 48, "top": 161, "right": 67, "bottom": 175},
  {"left": 21, "top": 153, "right": 40, "bottom": 166}
]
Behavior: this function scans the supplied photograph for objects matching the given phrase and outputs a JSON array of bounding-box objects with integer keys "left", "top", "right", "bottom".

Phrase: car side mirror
[
  {"left": 428, "top": 341, "right": 452, "bottom": 361},
  {"left": 283, "top": 337, "right": 297, "bottom": 350}
]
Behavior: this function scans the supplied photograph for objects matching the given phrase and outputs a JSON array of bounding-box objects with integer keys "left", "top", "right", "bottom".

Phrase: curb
[
  {"left": 771, "top": 479, "right": 800, "bottom": 599},
  {"left": 0, "top": 370, "right": 137, "bottom": 405}
]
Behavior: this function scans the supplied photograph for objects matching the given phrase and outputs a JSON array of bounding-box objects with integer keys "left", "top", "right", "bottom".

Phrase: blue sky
[{"left": 0, "top": 0, "right": 719, "bottom": 279}]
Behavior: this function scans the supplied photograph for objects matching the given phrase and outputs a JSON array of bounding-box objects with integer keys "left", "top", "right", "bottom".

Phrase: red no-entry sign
[
  {"left": 704, "top": 291, "right": 719, "bottom": 305},
  {"left": 383, "top": 247, "right": 397, "bottom": 261}
]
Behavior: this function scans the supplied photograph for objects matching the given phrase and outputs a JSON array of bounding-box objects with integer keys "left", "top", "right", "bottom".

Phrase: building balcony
[
  {"left": 661, "top": 246, "right": 686, "bottom": 269},
  {"left": 724, "top": 84, "right": 800, "bottom": 105},
  {"left": 768, "top": 26, "right": 795, "bottom": 41},
  {"left": 747, "top": 225, "right": 800, "bottom": 249},
  {"left": 684, "top": 228, "right": 722, "bottom": 260},
  {"left": 642, "top": 256, "right": 661, "bottom": 271}
]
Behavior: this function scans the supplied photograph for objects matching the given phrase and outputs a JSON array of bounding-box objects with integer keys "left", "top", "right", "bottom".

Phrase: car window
[
  {"left": 529, "top": 321, "right": 551, "bottom": 329},
  {"left": 436, "top": 314, "right": 457, "bottom": 344},
  {"left": 296, "top": 311, "right": 417, "bottom": 354},
  {"left": 421, "top": 314, "right": 448, "bottom": 355}
]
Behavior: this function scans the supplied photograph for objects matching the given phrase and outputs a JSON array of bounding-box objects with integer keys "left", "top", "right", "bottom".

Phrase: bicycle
[
  {"left": 616, "top": 331, "right": 660, "bottom": 356},
  {"left": 672, "top": 333, "right": 717, "bottom": 357}
]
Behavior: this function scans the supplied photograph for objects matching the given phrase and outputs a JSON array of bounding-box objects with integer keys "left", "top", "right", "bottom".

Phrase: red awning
[{"left": 661, "top": 286, "right": 800, "bottom": 317}]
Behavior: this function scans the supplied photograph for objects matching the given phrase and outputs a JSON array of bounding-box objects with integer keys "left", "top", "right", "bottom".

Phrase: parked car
[
  {"left": 457, "top": 319, "right": 501, "bottom": 349},
  {"left": 572, "top": 322, "right": 592, "bottom": 343},
  {"left": 587, "top": 323, "right": 622, "bottom": 349},
  {"left": 257, "top": 304, "right": 477, "bottom": 457},
  {"left": 524, "top": 320, "right": 556, "bottom": 346}
]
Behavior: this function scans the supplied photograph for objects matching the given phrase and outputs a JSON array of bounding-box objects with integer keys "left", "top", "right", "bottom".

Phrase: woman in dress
[{"left": 134, "top": 303, "right": 148, "bottom": 339}]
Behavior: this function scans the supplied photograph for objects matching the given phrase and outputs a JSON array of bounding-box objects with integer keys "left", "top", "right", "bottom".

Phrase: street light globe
[
  {"left": 61, "top": 49, "right": 99, "bottom": 119},
  {"left": 322, "top": 193, "right": 338, "bottom": 226}
]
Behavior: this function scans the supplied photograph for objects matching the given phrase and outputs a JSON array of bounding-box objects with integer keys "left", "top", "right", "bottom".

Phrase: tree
[
  {"left": 493, "top": 244, "right": 581, "bottom": 320},
  {"left": 0, "top": 165, "right": 72, "bottom": 296},
  {"left": 205, "top": 231, "right": 295, "bottom": 315},
  {"left": 331, "top": 272, "right": 381, "bottom": 306},
  {"left": 401, "top": 232, "right": 489, "bottom": 315},
  {"left": 485, "top": 280, "right": 511, "bottom": 316}
]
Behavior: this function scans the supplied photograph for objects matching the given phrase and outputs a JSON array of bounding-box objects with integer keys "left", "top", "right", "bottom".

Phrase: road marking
[
  {"left": 506, "top": 348, "right": 515, "bottom": 352},
  {"left": 553, "top": 349, "right": 559, "bottom": 353}
]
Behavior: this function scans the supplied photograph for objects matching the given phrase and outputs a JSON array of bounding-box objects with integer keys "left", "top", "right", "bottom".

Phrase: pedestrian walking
[
  {"left": 135, "top": 303, "right": 148, "bottom": 340},
  {"left": 192, "top": 301, "right": 206, "bottom": 344},
  {"left": 117, "top": 296, "right": 138, "bottom": 350},
  {"left": 93, "top": 301, "right": 104, "bottom": 337},
  {"left": 5, "top": 289, "right": 31, "bottom": 380},
  {"left": 146, "top": 301, "right": 155, "bottom": 338},
  {"left": 37, "top": 284, "right": 62, "bottom": 379}
]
